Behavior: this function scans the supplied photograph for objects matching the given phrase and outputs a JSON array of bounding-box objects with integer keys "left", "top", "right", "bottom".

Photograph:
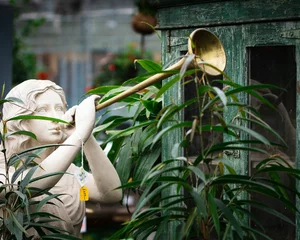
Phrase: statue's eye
[
  {"left": 55, "top": 106, "right": 64, "bottom": 112},
  {"left": 36, "top": 107, "right": 47, "bottom": 112}
]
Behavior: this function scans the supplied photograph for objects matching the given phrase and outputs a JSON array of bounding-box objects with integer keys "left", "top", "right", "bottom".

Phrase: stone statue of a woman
[{"left": 0, "top": 79, "right": 122, "bottom": 238}]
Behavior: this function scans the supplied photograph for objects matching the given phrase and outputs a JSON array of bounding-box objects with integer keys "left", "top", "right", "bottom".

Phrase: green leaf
[
  {"left": 35, "top": 193, "right": 65, "bottom": 212},
  {"left": 133, "top": 144, "right": 161, "bottom": 182},
  {"left": 86, "top": 85, "right": 119, "bottom": 95},
  {"left": 29, "top": 171, "right": 66, "bottom": 184},
  {"left": 156, "top": 176, "right": 192, "bottom": 189},
  {"left": 101, "top": 115, "right": 132, "bottom": 129},
  {"left": 156, "top": 74, "right": 180, "bottom": 100},
  {"left": 215, "top": 199, "right": 243, "bottom": 239},
  {"left": 116, "top": 138, "right": 132, "bottom": 185},
  {"left": 138, "top": 124, "right": 157, "bottom": 151},
  {"left": 19, "top": 165, "right": 38, "bottom": 189},
  {"left": 27, "top": 222, "right": 68, "bottom": 233},
  {"left": 180, "top": 54, "right": 195, "bottom": 78},
  {"left": 13, "top": 190, "right": 26, "bottom": 201},
  {"left": 8, "top": 144, "right": 63, "bottom": 160},
  {"left": 227, "top": 123, "right": 270, "bottom": 146},
  {"left": 208, "top": 192, "right": 220, "bottom": 236},
  {"left": 213, "top": 86, "right": 227, "bottom": 109},
  {"left": 4, "top": 211, "right": 26, "bottom": 240},
  {"left": 183, "top": 207, "right": 197, "bottom": 237},
  {"left": 7, "top": 115, "right": 69, "bottom": 124},
  {"left": 9, "top": 152, "right": 40, "bottom": 167},
  {"left": 238, "top": 117, "right": 287, "bottom": 147},
  {"left": 105, "top": 120, "right": 157, "bottom": 143},
  {"left": 237, "top": 200, "right": 295, "bottom": 225},
  {"left": 187, "top": 166, "right": 206, "bottom": 183},
  {"left": 106, "top": 136, "right": 125, "bottom": 164},
  {"left": 1, "top": 97, "right": 24, "bottom": 104},
  {"left": 92, "top": 121, "right": 115, "bottom": 134},
  {"left": 40, "top": 233, "right": 84, "bottom": 239},
  {"left": 144, "top": 164, "right": 186, "bottom": 184},
  {"left": 133, "top": 181, "right": 173, "bottom": 219},
  {"left": 26, "top": 211, "right": 62, "bottom": 221},
  {"left": 134, "top": 59, "right": 162, "bottom": 72},
  {"left": 241, "top": 226, "right": 272, "bottom": 240},
  {"left": 152, "top": 122, "right": 193, "bottom": 147},
  {"left": 154, "top": 216, "right": 171, "bottom": 240},
  {"left": 198, "top": 85, "right": 214, "bottom": 95},
  {"left": 202, "top": 82, "right": 281, "bottom": 113},
  {"left": 190, "top": 189, "right": 207, "bottom": 218},
  {"left": 255, "top": 156, "right": 293, "bottom": 169},
  {"left": 5, "top": 130, "right": 37, "bottom": 140},
  {"left": 141, "top": 99, "right": 161, "bottom": 114},
  {"left": 122, "top": 71, "right": 162, "bottom": 86},
  {"left": 255, "top": 165, "right": 300, "bottom": 177},
  {"left": 98, "top": 86, "right": 140, "bottom": 104}
]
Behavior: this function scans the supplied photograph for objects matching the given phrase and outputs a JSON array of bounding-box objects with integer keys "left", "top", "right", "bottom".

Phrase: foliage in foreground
[
  {"left": 89, "top": 58, "right": 299, "bottom": 239},
  {"left": 0, "top": 97, "right": 81, "bottom": 240}
]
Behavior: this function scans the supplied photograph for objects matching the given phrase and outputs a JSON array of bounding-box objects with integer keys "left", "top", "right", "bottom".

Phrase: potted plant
[
  {"left": 88, "top": 58, "right": 300, "bottom": 239},
  {"left": 131, "top": 0, "right": 157, "bottom": 35}
]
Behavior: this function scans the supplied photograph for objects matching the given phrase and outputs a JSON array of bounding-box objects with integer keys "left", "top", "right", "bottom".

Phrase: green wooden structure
[{"left": 150, "top": 0, "right": 300, "bottom": 239}]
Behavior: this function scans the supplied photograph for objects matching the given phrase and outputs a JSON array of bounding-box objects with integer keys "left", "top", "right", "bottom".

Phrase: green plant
[
  {"left": 88, "top": 57, "right": 300, "bottom": 239},
  {"left": 0, "top": 97, "right": 81, "bottom": 239}
]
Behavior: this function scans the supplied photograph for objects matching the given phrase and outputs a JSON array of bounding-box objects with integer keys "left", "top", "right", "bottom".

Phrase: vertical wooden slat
[
  {"left": 296, "top": 42, "right": 300, "bottom": 240},
  {"left": 161, "top": 29, "right": 184, "bottom": 240}
]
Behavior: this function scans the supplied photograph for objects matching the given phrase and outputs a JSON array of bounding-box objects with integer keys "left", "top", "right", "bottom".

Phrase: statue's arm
[
  {"left": 0, "top": 135, "right": 82, "bottom": 198},
  {"left": 9, "top": 95, "right": 98, "bottom": 192},
  {"left": 29, "top": 134, "right": 82, "bottom": 190},
  {"left": 83, "top": 135, "right": 122, "bottom": 203}
]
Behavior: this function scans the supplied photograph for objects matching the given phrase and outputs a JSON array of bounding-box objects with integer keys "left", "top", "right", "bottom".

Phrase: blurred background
[
  {"left": 9, "top": 0, "right": 161, "bottom": 106},
  {"left": 0, "top": 0, "right": 162, "bottom": 239}
]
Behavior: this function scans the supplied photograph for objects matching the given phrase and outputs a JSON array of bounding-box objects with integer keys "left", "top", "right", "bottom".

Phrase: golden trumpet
[{"left": 95, "top": 28, "right": 226, "bottom": 111}]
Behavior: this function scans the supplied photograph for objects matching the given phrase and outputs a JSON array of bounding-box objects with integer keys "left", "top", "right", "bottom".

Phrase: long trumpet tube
[
  {"left": 95, "top": 28, "right": 226, "bottom": 111},
  {"left": 95, "top": 58, "right": 185, "bottom": 111}
]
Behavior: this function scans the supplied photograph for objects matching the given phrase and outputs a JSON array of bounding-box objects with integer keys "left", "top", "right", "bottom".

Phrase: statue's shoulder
[{"left": 67, "top": 163, "right": 80, "bottom": 173}]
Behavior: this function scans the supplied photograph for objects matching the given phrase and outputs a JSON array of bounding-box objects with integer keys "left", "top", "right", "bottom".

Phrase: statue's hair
[{"left": 1, "top": 79, "right": 67, "bottom": 162}]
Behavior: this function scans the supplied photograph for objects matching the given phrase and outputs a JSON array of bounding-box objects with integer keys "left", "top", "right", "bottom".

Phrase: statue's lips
[{"left": 48, "top": 127, "right": 61, "bottom": 132}]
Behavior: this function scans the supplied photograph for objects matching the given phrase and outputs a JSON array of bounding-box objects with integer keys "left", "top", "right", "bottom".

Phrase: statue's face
[{"left": 26, "top": 89, "right": 65, "bottom": 144}]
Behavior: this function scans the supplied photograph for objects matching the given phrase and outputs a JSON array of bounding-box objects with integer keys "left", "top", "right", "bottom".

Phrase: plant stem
[
  {"left": 222, "top": 222, "right": 231, "bottom": 240},
  {"left": 2, "top": 123, "right": 11, "bottom": 191}
]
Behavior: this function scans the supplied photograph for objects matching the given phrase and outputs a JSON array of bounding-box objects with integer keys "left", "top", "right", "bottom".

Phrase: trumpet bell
[
  {"left": 95, "top": 28, "right": 227, "bottom": 111},
  {"left": 188, "top": 28, "right": 226, "bottom": 76}
]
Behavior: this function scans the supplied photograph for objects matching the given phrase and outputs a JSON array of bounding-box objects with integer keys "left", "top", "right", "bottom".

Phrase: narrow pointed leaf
[
  {"left": 7, "top": 115, "right": 69, "bottom": 124},
  {"left": 213, "top": 86, "right": 227, "bottom": 109},
  {"left": 5, "top": 130, "right": 37, "bottom": 140},
  {"left": 208, "top": 192, "right": 220, "bottom": 235},
  {"left": 190, "top": 189, "right": 207, "bottom": 218},
  {"left": 215, "top": 199, "right": 243, "bottom": 238},
  {"left": 134, "top": 59, "right": 162, "bottom": 72}
]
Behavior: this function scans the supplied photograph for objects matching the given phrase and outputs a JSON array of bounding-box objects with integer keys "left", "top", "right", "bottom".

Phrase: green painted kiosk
[{"left": 150, "top": 0, "right": 300, "bottom": 239}]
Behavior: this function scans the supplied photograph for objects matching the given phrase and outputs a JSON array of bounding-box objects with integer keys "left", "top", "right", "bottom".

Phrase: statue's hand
[
  {"left": 60, "top": 105, "right": 77, "bottom": 140},
  {"left": 74, "top": 95, "right": 100, "bottom": 142}
]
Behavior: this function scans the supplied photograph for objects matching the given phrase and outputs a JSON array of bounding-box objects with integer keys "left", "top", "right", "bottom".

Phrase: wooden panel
[
  {"left": 153, "top": 0, "right": 300, "bottom": 29},
  {"left": 296, "top": 40, "right": 300, "bottom": 240},
  {"left": 160, "top": 29, "right": 185, "bottom": 240},
  {"left": 157, "top": 0, "right": 300, "bottom": 237},
  {"left": 149, "top": 0, "right": 230, "bottom": 7}
]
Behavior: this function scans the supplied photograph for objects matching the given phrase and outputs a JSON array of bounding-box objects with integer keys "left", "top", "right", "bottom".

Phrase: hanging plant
[{"left": 131, "top": 0, "right": 157, "bottom": 35}]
